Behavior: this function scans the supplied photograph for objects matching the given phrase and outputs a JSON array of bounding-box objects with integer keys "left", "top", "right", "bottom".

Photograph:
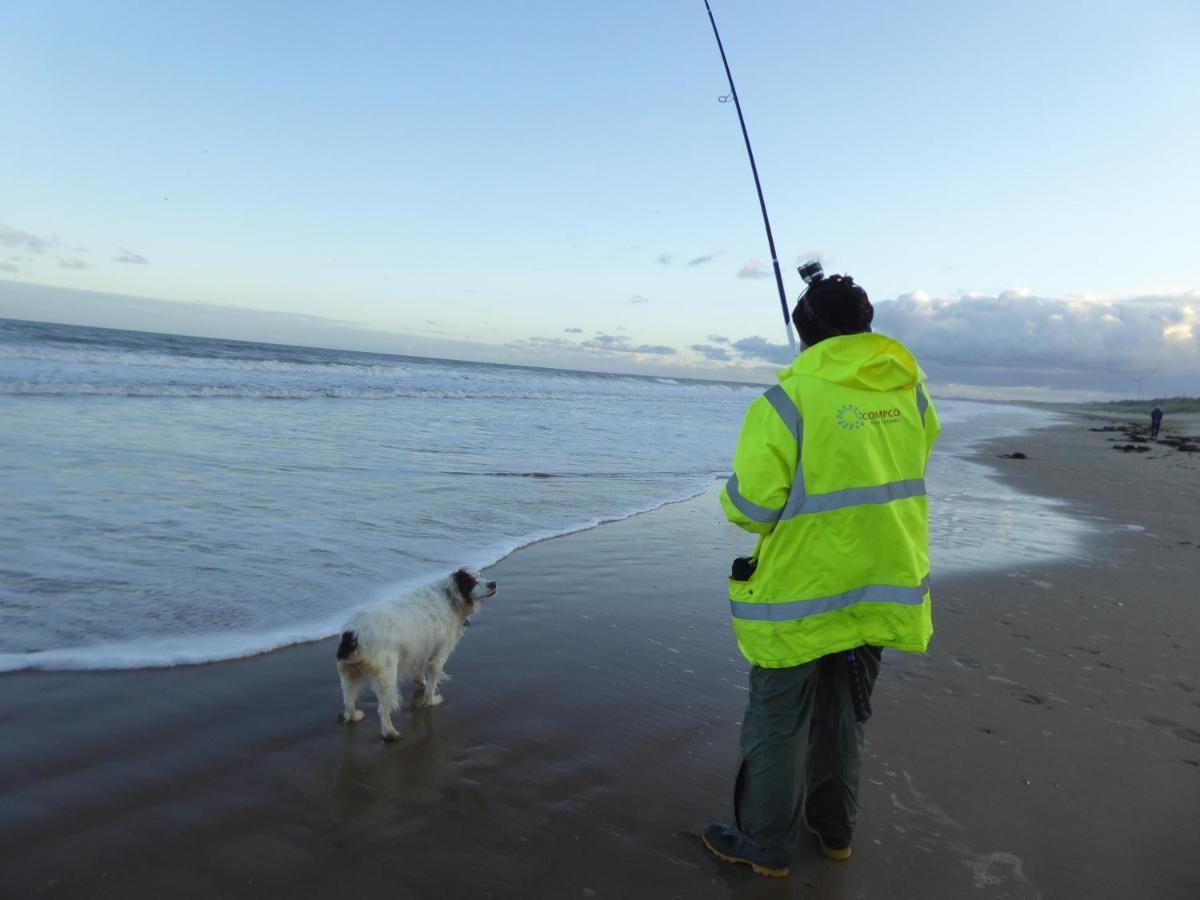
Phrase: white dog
[{"left": 335, "top": 567, "right": 497, "bottom": 741}]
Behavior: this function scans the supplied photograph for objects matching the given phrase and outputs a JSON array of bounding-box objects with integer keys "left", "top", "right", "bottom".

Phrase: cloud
[
  {"left": 629, "top": 294, "right": 649, "bottom": 304},
  {"left": 581, "top": 334, "right": 676, "bottom": 355},
  {"left": 690, "top": 343, "right": 732, "bottom": 362},
  {"left": 563, "top": 327, "right": 583, "bottom": 333},
  {"left": 731, "top": 335, "right": 795, "bottom": 365},
  {"left": 707, "top": 334, "right": 730, "bottom": 344},
  {"left": 584, "top": 334, "right": 630, "bottom": 348},
  {"left": 0, "top": 280, "right": 769, "bottom": 382},
  {"left": 656, "top": 253, "right": 674, "bottom": 265},
  {"left": 931, "top": 382, "right": 1125, "bottom": 403},
  {"left": 687, "top": 252, "right": 720, "bottom": 267},
  {"left": 0, "top": 262, "right": 19, "bottom": 274},
  {"left": 0, "top": 223, "right": 56, "bottom": 254},
  {"left": 874, "top": 290, "right": 1200, "bottom": 378},
  {"left": 508, "top": 334, "right": 675, "bottom": 357},
  {"left": 57, "top": 257, "right": 90, "bottom": 270},
  {"left": 114, "top": 247, "right": 149, "bottom": 264},
  {"left": 737, "top": 260, "right": 772, "bottom": 280}
]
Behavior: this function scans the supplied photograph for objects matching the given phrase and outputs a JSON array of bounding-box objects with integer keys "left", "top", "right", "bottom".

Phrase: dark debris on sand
[{"left": 1089, "top": 423, "right": 1200, "bottom": 453}]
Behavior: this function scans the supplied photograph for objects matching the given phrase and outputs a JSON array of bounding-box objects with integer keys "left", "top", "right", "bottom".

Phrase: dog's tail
[{"left": 335, "top": 630, "right": 359, "bottom": 661}]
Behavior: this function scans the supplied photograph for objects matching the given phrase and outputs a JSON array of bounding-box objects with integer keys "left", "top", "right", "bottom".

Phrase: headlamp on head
[
  {"left": 790, "top": 263, "right": 873, "bottom": 347},
  {"left": 798, "top": 260, "right": 824, "bottom": 285}
]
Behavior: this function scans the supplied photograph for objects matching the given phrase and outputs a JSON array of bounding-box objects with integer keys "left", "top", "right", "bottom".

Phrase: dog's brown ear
[{"left": 452, "top": 568, "right": 477, "bottom": 603}]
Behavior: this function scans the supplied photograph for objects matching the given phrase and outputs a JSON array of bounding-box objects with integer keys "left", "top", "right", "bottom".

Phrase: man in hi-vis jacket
[{"left": 704, "top": 272, "right": 940, "bottom": 878}]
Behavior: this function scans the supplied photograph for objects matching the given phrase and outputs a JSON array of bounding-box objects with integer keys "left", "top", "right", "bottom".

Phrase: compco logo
[
  {"left": 836, "top": 404, "right": 865, "bottom": 431},
  {"left": 837, "top": 404, "right": 903, "bottom": 431}
]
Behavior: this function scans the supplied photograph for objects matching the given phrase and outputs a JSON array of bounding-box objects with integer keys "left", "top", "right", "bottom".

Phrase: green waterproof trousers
[{"left": 733, "top": 647, "right": 882, "bottom": 852}]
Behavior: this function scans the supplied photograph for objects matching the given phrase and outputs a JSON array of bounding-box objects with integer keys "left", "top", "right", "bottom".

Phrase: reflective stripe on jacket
[{"left": 720, "top": 332, "right": 941, "bottom": 668}]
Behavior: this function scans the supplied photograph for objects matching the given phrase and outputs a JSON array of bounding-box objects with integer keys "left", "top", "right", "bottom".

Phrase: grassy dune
[{"left": 1086, "top": 396, "right": 1200, "bottom": 415}]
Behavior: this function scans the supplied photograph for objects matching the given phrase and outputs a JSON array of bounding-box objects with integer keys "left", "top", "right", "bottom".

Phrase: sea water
[{"left": 0, "top": 318, "right": 1087, "bottom": 671}]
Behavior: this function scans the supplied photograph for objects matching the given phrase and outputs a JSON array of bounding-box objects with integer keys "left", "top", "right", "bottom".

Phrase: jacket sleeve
[
  {"left": 719, "top": 390, "right": 799, "bottom": 535},
  {"left": 918, "top": 383, "right": 941, "bottom": 463}
]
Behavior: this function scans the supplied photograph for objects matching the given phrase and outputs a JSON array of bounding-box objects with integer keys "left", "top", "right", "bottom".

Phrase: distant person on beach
[
  {"left": 704, "top": 271, "right": 940, "bottom": 878},
  {"left": 1151, "top": 406, "right": 1163, "bottom": 439}
]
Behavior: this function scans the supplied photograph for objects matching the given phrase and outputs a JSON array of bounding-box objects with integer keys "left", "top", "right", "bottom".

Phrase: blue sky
[{"left": 2, "top": 1, "right": 1198, "bottom": 396}]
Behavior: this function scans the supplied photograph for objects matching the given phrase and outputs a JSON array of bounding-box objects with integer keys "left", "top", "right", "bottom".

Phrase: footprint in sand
[
  {"left": 1140, "top": 717, "right": 1200, "bottom": 745},
  {"left": 1145, "top": 715, "right": 1177, "bottom": 727},
  {"left": 889, "top": 772, "right": 1041, "bottom": 897}
]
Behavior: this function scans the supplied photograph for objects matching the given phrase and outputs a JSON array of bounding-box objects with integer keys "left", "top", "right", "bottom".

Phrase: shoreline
[
  {"left": 3, "top": 400, "right": 1072, "bottom": 676},
  {"left": 0, "top": 475, "right": 726, "bottom": 675},
  {"left": 2, "top": 417, "right": 1198, "bottom": 898}
]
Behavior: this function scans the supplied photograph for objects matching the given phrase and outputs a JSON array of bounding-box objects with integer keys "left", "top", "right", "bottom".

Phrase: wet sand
[{"left": 2, "top": 420, "right": 1198, "bottom": 899}]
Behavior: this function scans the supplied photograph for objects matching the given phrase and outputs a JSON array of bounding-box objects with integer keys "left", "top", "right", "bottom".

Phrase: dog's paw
[
  {"left": 337, "top": 710, "right": 365, "bottom": 724},
  {"left": 381, "top": 731, "right": 402, "bottom": 743},
  {"left": 424, "top": 694, "right": 445, "bottom": 707}
]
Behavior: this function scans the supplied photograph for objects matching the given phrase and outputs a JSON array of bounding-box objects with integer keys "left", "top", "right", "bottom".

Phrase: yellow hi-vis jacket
[{"left": 720, "top": 332, "right": 940, "bottom": 668}]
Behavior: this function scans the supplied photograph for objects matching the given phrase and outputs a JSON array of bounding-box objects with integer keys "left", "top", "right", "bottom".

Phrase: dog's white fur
[{"left": 335, "top": 567, "right": 496, "bottom": 741}]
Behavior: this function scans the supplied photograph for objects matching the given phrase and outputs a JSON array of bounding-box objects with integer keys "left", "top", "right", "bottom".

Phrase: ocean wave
[
  {"left": 0, "top": 381, "right": 499, "bottom": 400},
  {"left": 0, "top": 380, "right": 753, "bottom": 402},
  {"left": 442, "top": 469, "right": 725, "bottom": 479},
  {"left": 0, "top": 343, "right": 417, "bottom": 378},
  {"left": 0, "top": 477, "right": 719, "bottom": 673},
  {"left": 0, "top": 341, "right": 763, "bottom": 401},
  {"left": 0, "top": 344, "right": 761, "bottom": 393}
]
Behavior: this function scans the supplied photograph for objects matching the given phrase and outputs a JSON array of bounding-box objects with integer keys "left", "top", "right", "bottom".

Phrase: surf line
[{"left": 702, "top": 0, "right": 798, "bottom": 356}]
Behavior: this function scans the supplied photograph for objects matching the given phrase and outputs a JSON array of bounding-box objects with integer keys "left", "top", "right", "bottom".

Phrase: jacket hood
[{"left": 776, "top": 332, "right": 925, "bottom": 392}]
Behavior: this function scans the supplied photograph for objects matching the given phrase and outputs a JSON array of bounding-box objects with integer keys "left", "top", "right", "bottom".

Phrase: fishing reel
[{"left": 798, "top": 260, "right": 824, "bottom": 285}]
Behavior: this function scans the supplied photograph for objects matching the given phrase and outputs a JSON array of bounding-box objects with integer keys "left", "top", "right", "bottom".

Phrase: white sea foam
[
  {"left": 0, "top": 476, "right": 717, "bottom": 673},
  {"left": 0, "top": 343, "right": 415, "bottom": 377},
  {"left": 0, "top": 381, "right": 682, "bottom": 401}
]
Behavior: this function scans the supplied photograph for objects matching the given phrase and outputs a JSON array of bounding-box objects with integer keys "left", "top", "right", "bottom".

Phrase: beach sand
[{"left": 2, "top": 420, "right": 1197, "bottom": 899}]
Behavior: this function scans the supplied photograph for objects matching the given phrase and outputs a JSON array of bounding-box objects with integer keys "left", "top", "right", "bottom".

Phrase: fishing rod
[{"left": 702, "top": 0, "right": 798, "bottom": 356}]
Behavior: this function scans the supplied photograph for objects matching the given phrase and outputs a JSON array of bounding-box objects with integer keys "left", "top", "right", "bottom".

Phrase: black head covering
[{"left": 791, "top": 274, "right": 873, "bottom": 347}]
